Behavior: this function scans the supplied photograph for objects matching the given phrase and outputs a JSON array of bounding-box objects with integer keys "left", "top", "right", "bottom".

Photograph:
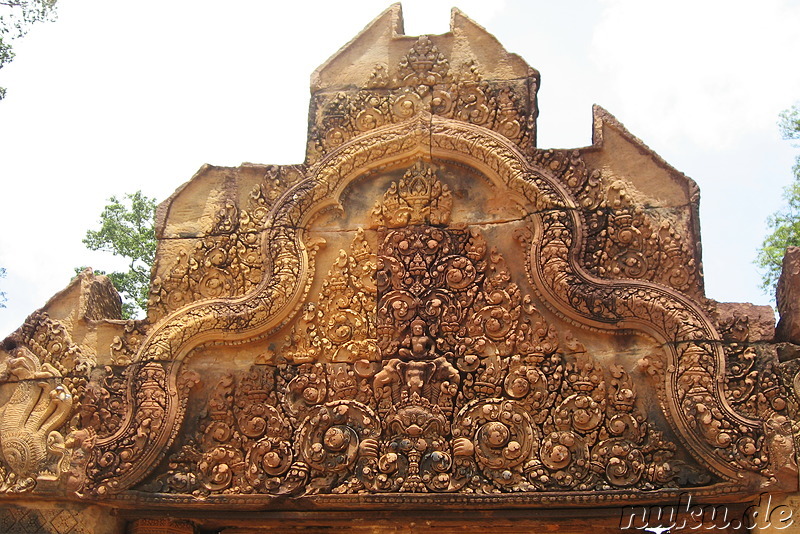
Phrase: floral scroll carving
[
  {"left": 588, "top": 180, "right": 700, "bottom": 298},
  {"left": 150, "top": 166, "right": 305, "bottom": 322},
  {"left": 528, "top": 149, "right": 702, "bottom": 299},
  {"left": 144, "top": 163, "right": 706, "bottom": 498},
  {"left": 0, "top": 11, "right": 794, "bottom": 522},
  {"left": 309, "top": 36, "right": 536, "bottom": 162}
]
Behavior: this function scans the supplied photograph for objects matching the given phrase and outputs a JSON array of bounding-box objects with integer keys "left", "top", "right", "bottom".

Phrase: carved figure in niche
[{"left": 398, "top": 318, "right": 436, "bottom": 360}]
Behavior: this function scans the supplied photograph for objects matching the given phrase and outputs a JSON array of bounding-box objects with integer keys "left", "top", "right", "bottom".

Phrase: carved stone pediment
[{"left": 1, "top": 4, "right": 797, "bottom": 533}]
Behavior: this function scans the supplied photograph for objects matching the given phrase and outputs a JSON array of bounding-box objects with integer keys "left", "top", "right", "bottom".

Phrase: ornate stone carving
[
  {"left": 140, "top": 162, "right": 709, "bottom": 498},
  {"left": 145, "top": 366, "right": 299, "bottom": 496},
  {"left": 67, "top": 108, "right": 790, "bottom": 503},
  {"left": 588, "top": 180, "right": 700, "bottom": 297},
  {"left": 78, "top": 366, "right": 128, "bottom": 440},
  {"left": 309, "top": 35, "right": 536, "bottom": 162},
  {"left": 108, "top": 321, "right": 147, "bottom": 367},
  {"left": 0, "top": 346, "right": 73, "bottom": 492},
  {"left": 150, "top": 166, "right": 305, "bottom": 322},
  {"left": 9, "top": 311, "right": 95, "bottom": 379},
  {"left": 371, "top": 162, "right": 452, "bottom": 227},
  {"left": 282, "top": 228, "right": 378, "bottom": 365},
  {"left": 527, "top": 149, "right": 701, "bottom": 299},
  {"left": 1, "top": 8, "right": 795, "bottom": 528},
  {"left": 0, "top": 312, "right": 95, "bottom": 493}
]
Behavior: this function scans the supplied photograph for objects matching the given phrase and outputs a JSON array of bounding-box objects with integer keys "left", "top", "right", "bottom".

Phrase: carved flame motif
[
  {"left": 371, "top": 162, "right": 452, "bottom": 228},
  {"left": 154, "top": 162, "right": 693, "bottom": 496},
  {"left": 395, "top": 35, "right": 451, "bottom": 89},
  {"left": 283, "top": 228, "right": 379, "bottom": 365}
]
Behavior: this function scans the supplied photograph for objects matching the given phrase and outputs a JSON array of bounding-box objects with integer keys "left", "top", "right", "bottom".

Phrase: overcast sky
[{"left": 1, "top": 0, "right": 799, "bottom": 335}]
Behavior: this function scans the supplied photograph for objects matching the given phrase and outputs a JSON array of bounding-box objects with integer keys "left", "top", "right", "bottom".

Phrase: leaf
[
  {"left": 756, "top": 103, "right": 800, "bottom": 298},
  {"left": 0, "top": 1, "right": 58, "bottom": 100},
  {"left": 78, "top": 191, "right": 156, "bottom": 319}
]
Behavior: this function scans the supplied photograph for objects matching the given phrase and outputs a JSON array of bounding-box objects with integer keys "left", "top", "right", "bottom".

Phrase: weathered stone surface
[
  {"left": 127, "top": 519, "right": 196, "bottom": 534},
  {"left": 777, "top": 246, "right": 800, "bottom": 344},
  {"left": 1, "top": 4, "right": 798, "bottom": 533},
  {"left": 708, "top": 299, "right": 776, "bottom": 343},
  {"left": 0, "top": 502, "right": 123, "bottom": 534}
]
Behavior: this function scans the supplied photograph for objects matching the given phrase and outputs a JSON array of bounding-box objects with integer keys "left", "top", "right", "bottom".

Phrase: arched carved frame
[{"left": 84, "top": 113, "right": 771, "bottom": 496}]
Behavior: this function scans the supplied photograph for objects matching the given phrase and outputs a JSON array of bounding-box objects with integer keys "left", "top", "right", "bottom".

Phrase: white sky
[{"left": 1, "top": 0, "right": 799, "bottom": 335}]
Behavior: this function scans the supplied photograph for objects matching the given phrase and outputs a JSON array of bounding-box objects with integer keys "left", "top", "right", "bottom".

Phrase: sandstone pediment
[{"left": 1, "top": 5, "right": 797, "bottom": 533}]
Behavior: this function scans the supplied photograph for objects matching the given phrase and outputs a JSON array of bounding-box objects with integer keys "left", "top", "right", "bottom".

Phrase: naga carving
[
  {"left": 0, "top": 346, "right": 72, "bottom": 492},
  {"left": 0, "top": 312, "right": 95, "bottom": 493}
]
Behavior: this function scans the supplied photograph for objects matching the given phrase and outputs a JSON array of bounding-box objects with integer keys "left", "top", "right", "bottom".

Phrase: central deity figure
[{"left": 398, "top": 318, "right": 436, "bottom": 361}]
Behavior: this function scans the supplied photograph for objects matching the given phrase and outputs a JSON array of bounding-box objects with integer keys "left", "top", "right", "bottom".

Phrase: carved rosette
[{"left": 455, "top": 399, "right": 536, "bottom": 488}]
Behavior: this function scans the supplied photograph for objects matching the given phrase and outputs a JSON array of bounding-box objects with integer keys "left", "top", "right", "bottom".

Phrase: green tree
[
  {"left": 0, "top": 0, "right": 58, "bottom": 99},
  {"left": 0, "top": 266, "right": 6, "bottom": 308},
  {"left": 756, "top": 103, "right": 800, "bottom": 295},
  {"left": 80, "top": 191, "right": 157, "bottom": 319}
]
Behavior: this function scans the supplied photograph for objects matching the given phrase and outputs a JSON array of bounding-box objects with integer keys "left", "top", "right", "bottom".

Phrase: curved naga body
[{"left": 0, "top": 346, "right": 72, "bottom": 491}]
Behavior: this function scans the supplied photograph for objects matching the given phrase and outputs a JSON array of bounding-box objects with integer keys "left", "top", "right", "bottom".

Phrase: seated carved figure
[{"left": 398, "top": 318, "right": 436, "bottom": 361}]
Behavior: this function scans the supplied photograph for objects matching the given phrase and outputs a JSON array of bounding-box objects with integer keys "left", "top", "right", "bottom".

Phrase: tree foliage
[
  {"left": 0, "top": 0, "right": 57, "bottom": 99},
  {"left": 81, "top": 191, "right": 157, "bottom": 319},
  {"left": 0, "top": 266, "right": 6, "bottom": 309},
  {"left": 779, "top": 104, "right": 800, "bottom": 143},
  {"left": 756, "top": 103, "right": 800, "bottom": 295}
]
